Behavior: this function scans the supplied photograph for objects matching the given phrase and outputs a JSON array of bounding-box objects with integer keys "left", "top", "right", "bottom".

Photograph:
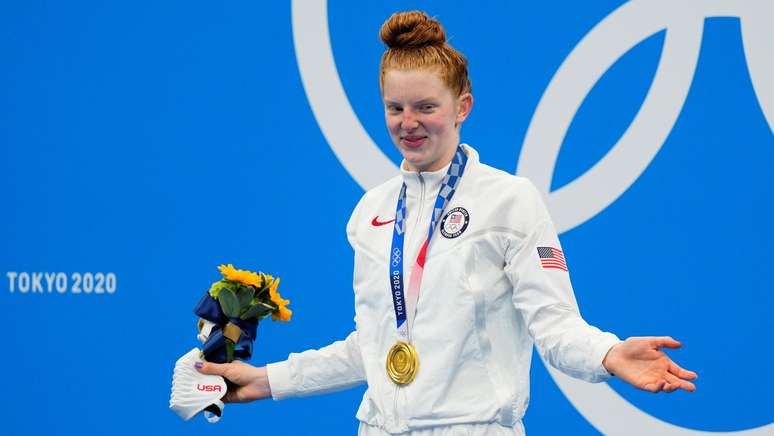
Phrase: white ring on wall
[
  {"left": 291, "top": 0, "right": 397, "bottom": 190},
  {"left": 517, "top": 0, "right": 774, "bottom": 234},
  {"left": 291, "top": 0, "right": 774, "bottom": 434}
]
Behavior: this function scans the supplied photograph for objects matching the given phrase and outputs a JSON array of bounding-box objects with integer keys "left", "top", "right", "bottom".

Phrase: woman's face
[{"left": 382, "top": 69, "right": 472, "bottom": 172}]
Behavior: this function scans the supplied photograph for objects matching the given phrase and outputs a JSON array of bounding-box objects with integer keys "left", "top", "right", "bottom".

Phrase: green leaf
[
  {"left": 208, "top": 281, "right": 226, "bottom": 299},
  {"left": 239, "top": 304, "right": 261, "bottom": 320},
  {"left": 236, "top": 285, "right": 255, "bottom": 310},
  {"left": 218, "top": 288, "right": 240, "bottom": 318},
  {"left": 225, "top": 339, "right": 235, "bottom": 363},
  {"left": 240, "top": 302, "right": 274, "bottom": 320}
]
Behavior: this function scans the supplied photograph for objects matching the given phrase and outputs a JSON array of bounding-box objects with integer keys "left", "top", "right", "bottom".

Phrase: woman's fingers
[
  {"left": 642, "top": 379, "right": 666, "bottom": 393},
  {"left": 669, "top": 361, "right": 698, "bottom": 380},
  {"left": 652, "top": 336, "right": 682, "bottom": 349},
  {"left": 664, "top": 372, "right": 696, "bottom": 393},
  {"left": 195, "top": 361, "right": 230, "bottom": 377},
  {"left": 663, "top": 382, "right": 679, "bottom": 393}
]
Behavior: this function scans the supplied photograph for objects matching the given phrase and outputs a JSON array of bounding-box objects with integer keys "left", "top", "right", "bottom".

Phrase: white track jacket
[{"left": 267, "top": 145, "right": 621, "bottom": 434}]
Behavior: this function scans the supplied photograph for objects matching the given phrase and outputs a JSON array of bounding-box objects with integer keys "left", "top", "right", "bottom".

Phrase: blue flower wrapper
[{"left": 194, "top": 293, "right": 259, "bottom": 363}]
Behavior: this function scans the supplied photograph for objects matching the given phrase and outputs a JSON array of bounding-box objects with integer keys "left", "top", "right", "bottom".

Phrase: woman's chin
[
  {"left": 401, "top": 153, "right": 430, "bottom": 171},
  {"left": 406, "top": 160, "right": 442, "bottom": 172},
  {"left": 398, "top": 149, "right": 425, "bottom": 167}
]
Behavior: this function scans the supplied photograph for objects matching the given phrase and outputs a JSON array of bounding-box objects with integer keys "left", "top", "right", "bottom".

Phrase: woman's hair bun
[{"left": 380, "top": 11, "right": 446, "bottom": 49}]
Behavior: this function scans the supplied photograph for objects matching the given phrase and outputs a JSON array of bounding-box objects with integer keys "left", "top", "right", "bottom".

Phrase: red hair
[{"left": 379, "top": 11, "right": 472, "bottom": 97}]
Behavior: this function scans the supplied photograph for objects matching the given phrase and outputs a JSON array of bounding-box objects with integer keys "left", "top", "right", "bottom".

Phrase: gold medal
[{"left": 386, "top": 341, "right": 419, "bottom": 385}]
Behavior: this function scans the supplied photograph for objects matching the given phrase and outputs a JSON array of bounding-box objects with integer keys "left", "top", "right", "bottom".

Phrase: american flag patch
[{"left": 537, "top": 247, "right": 568, "bottom": 271}]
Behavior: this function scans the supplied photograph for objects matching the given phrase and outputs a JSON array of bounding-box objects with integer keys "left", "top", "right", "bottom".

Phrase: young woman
[{"left": 197, "top": 11, "right": 697, "bottom": 435}]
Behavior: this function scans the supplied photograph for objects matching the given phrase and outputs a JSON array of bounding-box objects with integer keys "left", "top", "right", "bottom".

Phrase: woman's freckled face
[{"left": 382, "top": 69, "right": 469, "bottom": 172}]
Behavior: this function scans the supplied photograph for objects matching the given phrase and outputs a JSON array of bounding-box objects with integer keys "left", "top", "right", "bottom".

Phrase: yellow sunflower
[
  {"left": 218, "top": 264, "right": 262, "bottom": 288},
  {"left": 268, "top": 277, "right": 292, "bottom": 321}
]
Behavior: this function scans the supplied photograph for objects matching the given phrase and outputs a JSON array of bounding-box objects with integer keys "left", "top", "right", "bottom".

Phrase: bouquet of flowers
[
  {"left": 194, "top": 264, "right": 292, "bottom": 363},
  {"left": 170, "top": 264, "right": 292, "bottom": 422}
]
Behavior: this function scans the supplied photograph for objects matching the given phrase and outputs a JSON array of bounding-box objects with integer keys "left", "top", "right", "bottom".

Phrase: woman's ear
[{"left": 455, "top": 93, "right": 474, "bottom": 126}]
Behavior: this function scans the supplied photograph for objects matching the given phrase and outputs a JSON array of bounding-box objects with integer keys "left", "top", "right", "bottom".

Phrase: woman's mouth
[{"left": 402, "top": 136, "right": 427, "bottom": 148}]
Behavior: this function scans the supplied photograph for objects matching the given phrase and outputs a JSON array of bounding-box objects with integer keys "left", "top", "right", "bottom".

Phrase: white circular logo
[
  {"left": 291, "top": 0, "right": 774, "bottom": 434},
  {"left": 440, "top": 207, "right": 470, "bottom": 239}
]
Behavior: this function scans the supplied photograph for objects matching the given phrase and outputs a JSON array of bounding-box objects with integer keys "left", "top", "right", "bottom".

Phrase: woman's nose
[{"left": 400, "top": 110, "right": 419, "bottom": 130}]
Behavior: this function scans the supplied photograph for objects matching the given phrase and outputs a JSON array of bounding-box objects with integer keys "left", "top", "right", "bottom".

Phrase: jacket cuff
[
  {"left": 590, "top": 333, "right": 623, "bottom": 382},
  {"left": 266, "top": 360, "right": 295, "bottom": 400}
]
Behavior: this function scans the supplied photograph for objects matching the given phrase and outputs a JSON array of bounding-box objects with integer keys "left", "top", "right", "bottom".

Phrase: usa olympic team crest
[{"left": 440, "top": 207, "right": 469, "bottom": 239}]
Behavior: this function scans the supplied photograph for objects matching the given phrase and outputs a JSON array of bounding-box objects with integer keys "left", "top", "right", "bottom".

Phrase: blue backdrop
[{"left": 3, "top": 1, "right": 773, "bottom": 435}]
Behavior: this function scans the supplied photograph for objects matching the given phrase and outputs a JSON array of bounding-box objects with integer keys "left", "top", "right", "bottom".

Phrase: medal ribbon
[{"left": 389, "top": 146, "right": 468, "bottom": 341}]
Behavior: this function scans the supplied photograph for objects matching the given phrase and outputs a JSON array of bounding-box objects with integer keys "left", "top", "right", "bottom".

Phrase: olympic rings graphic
[
  {"left": 392, "top": 248, "right": 402, "bottom": 267},
  {"left": 291, "top": 0, "right": 774, "bottom": 434}
]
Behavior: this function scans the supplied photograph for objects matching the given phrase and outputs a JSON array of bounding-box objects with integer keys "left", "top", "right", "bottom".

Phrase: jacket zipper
[{"left": 412, "top": 173, "right": 426, "bottom": 248}]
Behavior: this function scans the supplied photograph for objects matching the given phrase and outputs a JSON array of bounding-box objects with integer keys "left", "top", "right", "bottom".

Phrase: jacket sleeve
[
  {"left": 265, "top": 194, "right": 369, "bottom": 399},
  {"left": 266, "top": 330, "right": 366, "bottom": 400},
  {"left": 504, "top": 181, "right": 621, "bottom": 382}
]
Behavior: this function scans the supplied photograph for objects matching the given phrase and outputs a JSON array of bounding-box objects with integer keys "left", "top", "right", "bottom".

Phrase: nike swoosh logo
[{"left": 371, "top": 216, "right": 395, "bottom": 227}]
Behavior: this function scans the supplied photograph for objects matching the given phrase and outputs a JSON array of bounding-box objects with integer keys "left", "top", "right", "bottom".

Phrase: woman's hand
[
  {"left": 195, "top": 360, "right": 272, "bottom": 403},
  {"left": 603, "top": 336, "right": 698, "bottom": 393}
]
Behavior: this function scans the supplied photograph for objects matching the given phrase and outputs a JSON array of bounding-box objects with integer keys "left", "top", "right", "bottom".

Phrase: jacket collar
[{"left": 398, "top": 144, "right": 478, "bottom": 196}]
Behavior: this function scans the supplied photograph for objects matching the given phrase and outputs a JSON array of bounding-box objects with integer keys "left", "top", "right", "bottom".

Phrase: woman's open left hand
[{"left": 602, "top": 336, "right": 698, "bottom": 393}]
